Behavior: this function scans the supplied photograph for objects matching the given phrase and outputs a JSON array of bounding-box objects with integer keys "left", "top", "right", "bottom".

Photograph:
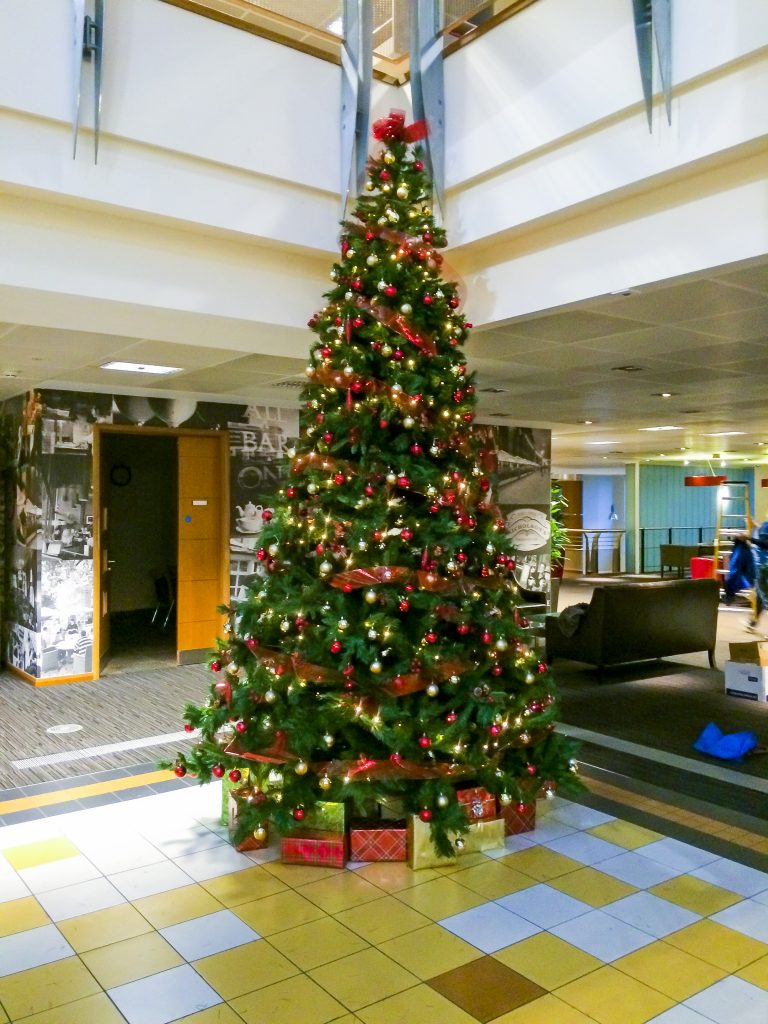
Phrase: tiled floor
[{"left": 0, "top": 783, "right": 766, "bottom": 1024}]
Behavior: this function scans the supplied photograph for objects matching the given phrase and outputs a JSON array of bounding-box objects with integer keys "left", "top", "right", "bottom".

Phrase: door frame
[{"left": 92, "top": 424, "right": 230, "bottom": 680}]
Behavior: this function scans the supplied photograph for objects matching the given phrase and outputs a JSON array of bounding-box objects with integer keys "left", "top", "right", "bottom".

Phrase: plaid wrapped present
[
  {"left": 281, "top": 829, "right": 347, "bottom": 868},
  {"left": 303, "top": 800, "right": 346, "bottom": 833},
  {"left": 349, "top": 819, "right": 407, "bottom": 862},
  {"left": 456, "top": 786, "right": 496, "bottom": 821},
  {"left": 226, "top": 791, "right": 269, "bottom": 852},
  {"left": 220, "top": 768, "right": 249, "bottom": 825},
  {"left": 407, "top": 814, "right": 505, "bottom": 869},
  {"left": 500, "top": 802, "right": 536, "bottom": 836}
]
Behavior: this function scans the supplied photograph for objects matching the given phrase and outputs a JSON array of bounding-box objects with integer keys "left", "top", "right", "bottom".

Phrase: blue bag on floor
[{"left": 693, "top": 722, "right": 758, "bottom": 761}]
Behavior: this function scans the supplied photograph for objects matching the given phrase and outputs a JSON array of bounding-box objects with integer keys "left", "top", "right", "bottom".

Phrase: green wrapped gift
[{"left": 304, "top": 800, "right": 346, "bottom": 833}]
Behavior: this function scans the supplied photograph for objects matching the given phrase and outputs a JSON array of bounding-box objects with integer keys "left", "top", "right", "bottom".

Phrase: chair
[{"left": 151, "top": 567, "right": 177, "bottom": 630}]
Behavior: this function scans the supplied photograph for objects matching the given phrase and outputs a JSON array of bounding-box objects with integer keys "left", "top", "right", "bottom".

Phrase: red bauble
[
  {"left": 418, "top": 735, "right": 431, "bottom": 748},
  {"left": 334, "top": 316, "right": 343, "bottom": 326},
  {"left": 538, "top": 662, "right": 548, "bottom": 674},
  {"left": 491, "top": 665, "right": 503, "bottom": 677},
  {"left": 364, "top": 484, "right": 374, "bottom": 496},
  {"left": 480, "top": 566, "right": 490, "bottom": 578},
  {"left": 379, "top": 419, "right": 389, "bottom": 429},
  {"left": 293, "top": 806, "right": 306, "bottom": 820},
  {"left": 463, "top": 413, "right": 473, "bottom": 423},
  {"left": 415, "top": 161, "right": 425, "bottom": 172},
  {"left": 480, "top": 477, "right": 491, "bottom": 492},
  {"left": 372, "top": 529, "right": 383, "bottom": 541},
  {"left": 489, "top": 724, "right": 502, "bottom": 737},
  {"left": 351, "top": 380, "right": 365, "bottom": 393},
  {"left": 343, "top": 583, "right": 354, "bottom": 593},
  {"left": 379, "top": 169, "right": 391, "bottom": 181},
  {"left": 453, "top": 390, "right": 464, "bottom": 403},
  {"left": 352, "top": 278, "right": 363, "bottom": 290},
  {"left": 174, "top": 763, "right": 187, "bottom": 778},
  {"left": 526, "top": 764, "right": 538, "bottom": 775},
  {"left": 323, "top": 432, "right": 333, "bottom": 443},
  {"left": 429, "top": 503, "right": 440, "bottom": 514},
  {"left": 212, "top": 765, "right": 225, "bottom": 778},
  {"left": 399, "top": 599, "right": 410, "bottom": 612},
  {"left": 210, "top": 660, "right": 222, "bottom": 673},
  {"left": 515, "top": 802, "right": 528, "bottom": 814},
  {"left": 425, "top": 631, "right": 437, "bottom": 644},
  {"left": 315, "top": 543, "right": 324, "bottom": 554},
  {"left": 228, "top": 769, "right": 242, "bottom": 783},
  {"left": 464, "top": 321, "right": 473, "bottom": 329},
  {"left": 401, "top": 528, "right": 413, "bottom": 541},
  {"left": 330, "top": 641, "right": 342, "bottom": 654},
  {"left": 334, "top": 472, "right": 345, "bottom": 485},
  {"left": 419, "top": 807, "right": 432, "bottom": 821},
  {"left": 449, "top": 338, "right": 458, "bottom": 346},
  {"left": 397, "top": 476, "right": 410, "bottom": 488},
  {"left": 365, "top": 230, "right": 375, "bottom": 240},
  {"left": 422, "top": 294, "right": 433, "bottom": 305},
  {"left": 385, "top": 286, "right": 397, "bottom": 298},
  {"left": 392, "top": 348, "right": 404, "bottom": 360},
  {"left": 262, "top": 510, "right": 273, "bottom": 521},
  {"left": 246, "top": 637, "right": 258, "bottom": 650},
  {"left": 183, "top": 723, "right": 194, "bottom": 733},
  {"left": 235, "top": 720, "right": 247, "bottom": 733},
  {"left": 405, "top": 583, "right": 414, "bottom": 592},
  {"left": 449, "top": 297, "right": 460, "bottom": 308},
  {"left": 410, "top": 444, "right": 422, "bottom": 455},
  {"left": 353, "top": 316, "right": 364, "bottom": 328},
  {"left": 342, "top": 665, "right": 356, "bottom": 677},
  {"left": 481, "top": 631, "right": 493, "bottom": 644},
  {"left": 256, "top": 548, "right": 266, "bottom": 562},
  {"left": 422, "top": 229, "right": 431, "bottom": 240},
  {"left": 457, "top": 552, "right": 467, "bottom": 563},
  {"left": 445, "top": 711, "right": 458, "bottom": 724},
  {"left": 286, "top": 487, "right": 296, "bottom": 498},
  {"left": 320, "top": 346, "right": 332, "bottom": 359}
]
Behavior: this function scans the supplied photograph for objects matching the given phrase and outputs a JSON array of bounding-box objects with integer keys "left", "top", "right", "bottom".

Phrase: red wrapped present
[
  {"left": 457, "top": 786, "right": 497, "bottom": 821},
  {"left": 349, "top": 819, "right": 407, "bottom": 862},
  {"left": 500, "top": 802, "right": 536, "bottom": 836},
  {"left": 281, "top": 829, "right": 347, "bottom": 868}
]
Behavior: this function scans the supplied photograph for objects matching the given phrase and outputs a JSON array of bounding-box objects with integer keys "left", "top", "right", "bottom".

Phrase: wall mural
[{"left": 3, "top": 389, "right": 549, "bottom": 679}]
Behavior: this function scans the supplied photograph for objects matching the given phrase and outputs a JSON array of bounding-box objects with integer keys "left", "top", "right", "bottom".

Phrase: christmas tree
[{"left": 170, "top": 110, "right": 581, "bottom": 858}]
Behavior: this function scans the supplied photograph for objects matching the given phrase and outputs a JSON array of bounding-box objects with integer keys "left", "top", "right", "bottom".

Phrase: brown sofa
[{"left": 545, "top": 578, "right": 719, "bottom": 671}]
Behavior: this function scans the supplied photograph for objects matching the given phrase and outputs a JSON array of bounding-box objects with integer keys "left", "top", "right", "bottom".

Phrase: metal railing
[{"left": 639, "top": 526, "right": 715, "bottom": 574}]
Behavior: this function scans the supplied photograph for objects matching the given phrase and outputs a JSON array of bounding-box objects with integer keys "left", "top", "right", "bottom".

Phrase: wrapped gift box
[
  {"left": 226, "top": 791, "right": 269, "bottom": 851},
  {"left": 408, "top": 814, "right": 505, "bottom": 869},
  {"left": 349, "top": 818, "right": 407, "bottom": 862},
  {"left": 220, "top": 768, "right": 249, "bottom": 825},
  {"left": 500, "top": 802, "right": 536, "bottom": 836},
  {"left": 281, "top": 829, "right": 347, "bottom": 868},
  {"left": 456, "top": 786, "right": 496, "bottom": 821},
  {"left": 304, "top": 800, "right": 346, "bottom": 833}
]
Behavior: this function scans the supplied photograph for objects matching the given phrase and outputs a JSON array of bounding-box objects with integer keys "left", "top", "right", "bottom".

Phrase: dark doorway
[{"left": 101, "top": 433, "right": 178, "bottom": 674}]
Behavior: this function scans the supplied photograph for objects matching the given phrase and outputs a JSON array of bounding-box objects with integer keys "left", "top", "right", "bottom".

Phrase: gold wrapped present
[
  {"left": 220, "top": 768, "right": 249, "bottom": 825},
  {"left": 407, "top": 814, "right": 505, "bottom": 869}
]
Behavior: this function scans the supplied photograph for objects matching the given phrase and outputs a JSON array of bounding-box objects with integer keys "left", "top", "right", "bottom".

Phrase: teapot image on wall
[{"left": 236, "top": 503, "right": 271, "bottom": 535}]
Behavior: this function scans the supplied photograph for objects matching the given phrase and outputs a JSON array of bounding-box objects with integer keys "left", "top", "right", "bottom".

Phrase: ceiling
[{"left": 2, "top": 255, "right": 767, "bottom": 471}]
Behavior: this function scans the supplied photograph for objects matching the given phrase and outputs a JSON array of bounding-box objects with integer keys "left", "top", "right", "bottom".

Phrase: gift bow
[{"left": 372, "top": 109, "right": 428, "bottom": 143}]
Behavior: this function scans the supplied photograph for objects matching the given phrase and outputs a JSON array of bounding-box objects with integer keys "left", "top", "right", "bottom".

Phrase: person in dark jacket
[
  {"left": 746, "top": 521, "right": 768, "bottom": 632},
  {"left": 724, "top": 534, "right": 754, "bottom": 604}
]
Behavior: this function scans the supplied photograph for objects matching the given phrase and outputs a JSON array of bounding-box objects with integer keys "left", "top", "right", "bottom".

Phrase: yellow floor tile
[
  {"left": 10, "top": 992, "right": 126, "bottom": 1024},
  {"left": 58, "top": 902, "right": 153, "bottom": 953},
  {"left": 335, "top": 895, "right": 431, "bottom": 945},
  {"left": 392, "top": 876, "right": 485, "bottom": 920},
  {"left": 555, "top": 965, "right": 674, "bottom": 1024},
  {"left": 353, "top": 861, "right": 439, "bottom": 892},
  {"left": 194, "top": 938, "right": 299, "bottom": 1000},
  {"left": 489, "top": 992, "right": 598, "bottom": 1024},
  {"left": 262, "top": 861, "right": 345, "bottom": 887},
  {"left": 587, "top": 820, "right": 662, "bottom": 849},
  {"left": 433, "top": 853, "right": 490, "bottom": 874},
  {"left": 3, "top": 837, "right": 79, "bottom": 871},
  {"left": 328, "top": 1017, "right": 365, "bottom": 1024},
  {"left": 268, "top": 916, "right": 369, "bottom": 971},
  {"left": 0, "top": 958, "right": 100, "bottom": 1020},
  {"left": 0, "top": 896, "right": 50, "bottom": 937},
  {"left": 737, "top": 953, "right": 768, "bottom": 990},
  {"left": 297, "top": 871, "right": 385, "bottom": 914},
  {"left": 649, "top": 875, "right": 742, "bottom": 916},
  {"left": 231, "top": 973, "right": 347, "bottom": 1024},
  {"left": 200, "top": 865, "right": 287, "bottom": 906},
  {"left": 357, "top": 982, "right": 478, "bottom": 1024},
  {"left": 308, "top": 946, "right": 419, "bottom": 1012},
  {"left": 614, "top": 941, "right": 726, "bottom": 1001},
  {"left": 665, "top": 919, "right": 768, "bottom": 973},
  {"left": 450, "top": 860, "right": 536, "bottom": 900},
  {"left": 169, "top": 1006, "right": 245, "bottom": 1024},
  {"left": 378, "top": 922, "right": 482, "bottom": 979},
  {"left": 500, "top": 848, "right": 583, "bottom": 881},
  {"left": 131, "top": 883, "right": 224, "bottom": 929},
  {"left": 81, "top": 931, "right": 183, "bottom": 988},
  {"left": 547, "top": 867, "right": 638, "bottom": 907},
  {"left": 493, "top": 932, "right": 602, "bottom": 990},
  {"left": 232, "top": 888, "right": 327, "bottom": 936}
]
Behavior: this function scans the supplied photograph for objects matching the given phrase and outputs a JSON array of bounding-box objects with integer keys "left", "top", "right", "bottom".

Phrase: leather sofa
[{"left": 544, "top": 578, "right": 719, "bottom": 671}]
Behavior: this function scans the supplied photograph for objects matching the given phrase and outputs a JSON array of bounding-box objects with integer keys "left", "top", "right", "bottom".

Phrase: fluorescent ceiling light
[
  {"left": 638, "top": 425, "right": 683, "bottom": 432},
  {"left": 586, "top": 441, "right": 618, "bottom": 446},
  {"left": 703, "top": 431, "right": 746, "bottom": 437},
  {"left": 101, "top": 361, "right": 182, "bottom": 375}
]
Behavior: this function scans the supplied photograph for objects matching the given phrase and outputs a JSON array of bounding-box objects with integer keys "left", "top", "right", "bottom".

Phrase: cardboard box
[
  {"left": 281, "top": 830, "right": 347, "bottom": 868},
  {"left": 408, "top": 814, "right": 505, "bottom": 869},
  {"left": 728, "top": 641, "right": 768, "bottom": 666},
  {"left": 724, "top": 660, "right": 768, "bottom": 701},
  {"left": 349, "top": 819, "right": 407, "bottom": 862}
]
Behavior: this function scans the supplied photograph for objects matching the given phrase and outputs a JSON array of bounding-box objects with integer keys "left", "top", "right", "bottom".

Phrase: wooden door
[
  {"left": 95, "top": 431, "right": 112, "bottom": 674},
  {"left": 558, "top": 479, "right": 583, "bottom": 574},
  {"left": 177, "top": 434, "right": 228, "bottom": 663}
]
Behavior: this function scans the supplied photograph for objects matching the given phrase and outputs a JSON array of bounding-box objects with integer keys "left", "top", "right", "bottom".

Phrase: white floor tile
[
  {"left": 438, "top": 902, "right": 540, "bottom": 953},
  {"left": 544, "top": 832, "right": 626, "bottom": 866},
  {"left": 109, "top": 860, "right": 195, "bottom": 901},
  {"left": 602, "top": 891, "right": 701, "bottom": 938},
  {"left": 146, "top": 828, "right": 227, "bottom": 860},
  {"left": 636, "top": 838, "right": 720, "bottom": 872},
  {"left": 0, "top": 870, "right": 30, "bottom": 904},
  {"left": 173, "top": 844, "right": 254, "bottom": 881},
  {"left": 18, "top": 854, "right": 102, "bottom": 894},
  {"left": 483, "top": 834, "right": 537, "bottom": 858},
  {"left": 752, "top": 889, "right": 768, "bottom": 907},
  {"left": 160, "top": 909, "right": 260, "bottom": 960},
  {"left": 690, "top": 858, "right": 768, "bottom": 898},
  {"left": 549, "top": 803, "right": 616, "bottom": 829},
  {"left": 65, "top": 833, "right": 166, "bottom": 875},
  {"left": 242, "top": 844, "right": 282, "bottom": 865},
  {"left": 497, "top": 883, "right": 592, "bottom": 928},
  {"left": 523, "top": 819, "right": 578, "bottom": 843},
  {"left": 36, "top": 877, "right": 126, "bottom": 922},
  {"left": 551, "top": 908, "right": 655, "bottom": 961},
  {"left": 711, "top": 899, "right": 768, "bottom": 943},
  {"left": 597, "top": 851, "right": 683, "bottom": 888},
  {"left": 108, "top": 964, "right": 221, "bottom": 1024},
  {"left": 684, "top": 976, "right": 768, "bottom": 1024},
  {"left": 646, "top": 1007, "right": 716, "bottom": 1023},
  {"left": 0, "top": 924, "right": 74, "bottom": 977}
]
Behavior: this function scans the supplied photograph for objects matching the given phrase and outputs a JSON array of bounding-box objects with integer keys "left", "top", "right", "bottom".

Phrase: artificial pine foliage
[{"left": 168, "top": 111, "right": 581, "bottom": 858}]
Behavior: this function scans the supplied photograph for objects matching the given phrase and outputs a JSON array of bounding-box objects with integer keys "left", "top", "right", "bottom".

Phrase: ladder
[{"left": 713, "top": 481, "right": 753, "bottom": 595}]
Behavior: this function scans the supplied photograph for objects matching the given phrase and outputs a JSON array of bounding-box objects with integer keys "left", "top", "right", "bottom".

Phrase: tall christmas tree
[{"left": 171, "top": 111, "right": 580, "bottom": 857}]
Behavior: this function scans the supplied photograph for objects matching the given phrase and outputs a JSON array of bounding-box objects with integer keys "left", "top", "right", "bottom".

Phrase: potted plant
[{"left": 549, "top": 481, "right": 569, "bottom": 611}]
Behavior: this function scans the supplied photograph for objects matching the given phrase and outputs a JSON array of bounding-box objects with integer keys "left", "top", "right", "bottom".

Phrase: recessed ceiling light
[
  {"left": 612, "top": 365, "right": 645, "bottom": 373},
  {"left": 683, "top": 459, "right": 690, "bottom": 465},
  {"left": 101, "top": 361, "right": 182, "bottom": 375},
  {"left": 1, "top": 370, "right": 18, "bottom": 378},
  {"left": 582, "top": 419, "right": 594, "bottom": 425},
  {"left": 703, "top": 431, "right": 746, "bottom": 437},
  {"left": 609, "top": 288, "right": 639, "bottom": 296},
  {"left": 638, "top": 425, "right": 683, "bottom": 432}
]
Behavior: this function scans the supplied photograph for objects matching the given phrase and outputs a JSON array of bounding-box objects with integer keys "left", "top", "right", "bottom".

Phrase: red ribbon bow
[{"left": 372, "top": 109, "right": 428, "bottom": 143}]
